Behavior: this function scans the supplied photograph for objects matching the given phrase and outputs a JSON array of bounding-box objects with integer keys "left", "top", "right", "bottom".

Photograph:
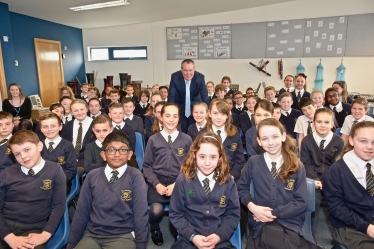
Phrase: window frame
[{"left": 88, "top": 46, "right": 148, "bottom": 61}]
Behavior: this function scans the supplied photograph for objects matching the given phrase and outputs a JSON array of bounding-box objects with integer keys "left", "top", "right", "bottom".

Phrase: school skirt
[{"left": 146, "top": 181, "right": 171, "bottom": 204}]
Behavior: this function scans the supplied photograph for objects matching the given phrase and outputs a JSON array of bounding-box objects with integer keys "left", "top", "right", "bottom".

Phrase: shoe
[{"left": 151, "top": 229, "right": 163, "bottom": 246}]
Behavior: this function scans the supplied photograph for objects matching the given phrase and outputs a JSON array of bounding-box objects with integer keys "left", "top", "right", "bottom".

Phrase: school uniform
[
  {"left": 239, "top": 111, "right": 255, "bottom": 137},
  {"left": 207, "top": 94, "right": 215, "bottom": 104},
  {"left": 89, "top": 111, "right": 103, "bottom": 119},
  {"left": 232, "top": 104, "right": 247, "bottom": 117},
  {"left": 340, "top": 96, "right": 353, "bottom": 105},
  {"left": 169, "top": 173, "right": 240, "bottom": 249},
  {"left": 101, "top": 97, "right": 111, "bottom": 108},
  {"left": 245, "top": 126, "right": 261, "bottom": 157},
  {"left": 341, "top": 114, "right": 374, "bottom": 136},
  {"left": 0, "top": 135, "right": 15, "bottom": 173},
  {"left": 144, "top": 115, "right": 154, "bottom": 139},
  {"left": 325, "top": 102, "right": 351, "bottom": 128},
  {"left": 61, "top": 117, "right": 95, "bottom": 161},
  {"left": 323, "top": 152, "right": 374, "bottom": 249},
  {"left": 125, "top": 114, "right": 144, "bottom": 135},
  {"left": 187, "top": 120, "right": 206, "bottom": 141},
  {"left": 134, "top": 102, "right": 150, "bottom": 122},
  {"left": 84, "top": 140, "right": 106, "bottom": 174},
  {"left": 41, "top": 137, "right": 77, "bottom": 183},
  {"left": 63, "top": 113, "right": 73, "bottom": 125},
  {"left": 279, "top": 108, "right": 302, "bottom": 139},
  {"left": 0, "top": 160, "right": 66, "bottom": 244},
  {"left": 231, "top": 112, "right": 240, "bottom": 129},
  {"left": 200, "top": 126, "right": 245, "bottom": 181},
  {"left": 67, "top": 165, "right": 148, "bottom": 249},
  {"left": 74, "top": 93, "right": 88, "bottom": 101},
  {"left": 278, "top": 87, "right": 295, "bottom": 96},
  {"left": 225, "top": 89, "right": 235, "bottom": 98},
  {"left": 238, "top": 153, "right": 319, "bottom": 249},
  {"left": 112, "top": 121, "right": 136, "bottom": 152},
  {"left": 291, "top": 89, "right": 311, "bottom": 110},
  {"left": 300, "top": 132, "right": 344, "bottom": 239},
  {"left": 294, "top": 115, "right": 314, "bottom": 136},
  {"left": 125, "top": 94, "right": 139, "bottom": 104}
]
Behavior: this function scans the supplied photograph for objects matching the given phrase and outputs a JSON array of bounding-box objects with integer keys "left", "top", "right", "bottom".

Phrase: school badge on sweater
[
  {"left": 121, "top": 190, "right": 132, "bottom": 201},
  {"left": 285, "top": 180, "right": 295, "bottom": 191},
  {"left": 40, "top": 180, "right": 52, "bottom": 190}
]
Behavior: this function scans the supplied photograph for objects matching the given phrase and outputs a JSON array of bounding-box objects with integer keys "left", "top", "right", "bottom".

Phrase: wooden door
[
  {"left": 0, "top": 42, "right": 8, "bottom": 103},
  {"left": 34, "top": 38, "right": 64, "bottom": 107}
]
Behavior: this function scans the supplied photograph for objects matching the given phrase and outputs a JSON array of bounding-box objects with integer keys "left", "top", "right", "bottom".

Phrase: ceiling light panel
[{"left": 69, "top": 0, "right": 130, "bottom": 11}]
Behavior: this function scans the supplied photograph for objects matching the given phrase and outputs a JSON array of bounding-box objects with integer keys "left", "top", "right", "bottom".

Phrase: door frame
[{"left": 0, "top": 42, "right": 8, "bottom": 100}]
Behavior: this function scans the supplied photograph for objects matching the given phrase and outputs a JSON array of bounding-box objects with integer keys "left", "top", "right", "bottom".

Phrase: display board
[
  {"left": 303, "top": 16, "right": 348, "bottom": 57},
  {"left": 266, "top": 19, "right": 304, "bottom": 58},
  {"left": 166, "top": 26, "right": 198, "bottom": 60},
  {"left": 345, "top": 13, "right": 374, "bottom": 57},
  {"left": 198, "top": 24, "right": 232, "bottom": 59},
  {"left": 231, "top": 22, "right": 266, "bottom": 59}
]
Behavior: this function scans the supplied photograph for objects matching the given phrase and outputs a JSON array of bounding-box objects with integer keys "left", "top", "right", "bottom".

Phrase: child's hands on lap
[
  {"left": 192, "top": 235, "right": 215, "bottom": 249},
  {"left": 27, "top": 231, "right": 51, "bottom": 247},
  {"left": 205, "top": 234, "right": 221, "bottom": 248},
  {"left": 165, "top": 183, "right": 175, "bottom": 196},
  {"left": 4, "top": 233, "right": 34, "bottom": 249},
  {"left": 156, "top": 183, "right": 167, "bottom": 195},
  {"left": 248, "top": 202, "right": 276, "bottom": 223}
]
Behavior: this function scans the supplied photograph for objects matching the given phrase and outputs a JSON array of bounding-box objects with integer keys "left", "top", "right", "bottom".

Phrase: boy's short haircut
[
  {"left": 272, "top": 102, "right": 281, "bottom": 110},
  {"left": 108, "top": 102, "right": 124, "bottom": 111},
  {"left": 215, "top": 84, "right": 226, "bottom": 93},
  {"left": 352, "top": 97, "right": 369, "bottom": 110},
  {"left": 59, "top": 96, "right": 72, "bottom": 103},
  {"left": 159, "top": 86, "right": 169, "bottom": 91},
  {"left": 0, "top": 111, "right": 14, "bottom": 122},
  {"left": 246, "top": 87, "right": 254, "bottom": 92},
  {"left": 264, "top": 86, "right": 276, "bottom": 94},
  {"left": 278, "top": 92, "right": 293, "bottom": 101},
  {"left": 140, "top": 89, "right": 150, "bottom": 99},
  {"left": 193, "top": 102, "right": 208, "bottom": 112},
  {"left": 92, "top": 114, "right": 112, "bottom": 127},
  {"left": 311, "top": 90, "right": 324, "bottom": 96},
  {"left": 8, "top": 130, "right": 39, "bottom": 149},
  {"left": 81, "top": 83, "right": 89, "bottom": 87},
  {"left": 109, "top": 89, "right": 120, "bottom": 95},
  {"left": 234, "top": 91, "right": 243, "bottom": 97},
  {"left": 122, "top": 97, "right": 135, "bottom": 105},
  {"left": 206, "top": 81, "right": 214, "bottom": 87},
  {"left": 39, "top": 112, "right": 62, "bottom": 126},
  {"left": 125, "top": 85, "right": 134, "bottom": 90},
  {"left": 298, "top": 98, "right": 315, "bottom": 109},
  {"left": 102, "top": 132, "right": 131, "bottom": 152},
  {"left": 71, "top": 99, "right": 88, "bottom": 108},
  {"left": 88, "top": 98, "right": 102, "bottom": 107}
]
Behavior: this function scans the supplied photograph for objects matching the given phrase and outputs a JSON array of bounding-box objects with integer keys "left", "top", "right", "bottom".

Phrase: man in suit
[{"left": 168, "top": 59, "right": 209, "bottom": 133}]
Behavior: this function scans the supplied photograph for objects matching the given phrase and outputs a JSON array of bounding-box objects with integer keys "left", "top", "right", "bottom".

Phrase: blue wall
[{"left": 0, "top": 2, "right": 85, "bottom": 97}]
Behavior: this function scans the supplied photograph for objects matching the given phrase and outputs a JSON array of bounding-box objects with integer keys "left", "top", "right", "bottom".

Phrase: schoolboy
[
  {"left": 0, "top": 130, "right": 66, "bottom": 249},
  {"left": 0, "top": 112, "right": 15, "bottom": 172},
  {"left": 75, "top": 83, "right": 89, "bottom": 100},
  {"left": 246, "top": 87, "right": 255, "bottom": 97},
  {"left": 264, "top": 86, "right": 277, "bottom": 103},
  {"left": 134, "top": 89, "right": 150, "bottom": 122},
  {"left": 40, "top": 112, "right": 77, "bottom": 188},
  {"left": 232, "top": 91, "right": 247, "bottom": 116},
  {"left": 159, "top": 86, "right": 169, "bottom": 102},
  {"left": 101, "top": 86, "right": 113, "bottom": 108},
  {"left": 88, "top": 98, "right": 103, "bottom": 119},
  {"left": 60, "top": 97, "right": 73, "bottom": 124},
  {"left": 125, "top": 85, "right": 139, "bottom": 103},
  {"left": 341, "top": 97, "right": 374, "bottom": 144},
  {"left": 122, "top": 98, "right": 144, "bottom": 134},
  {"left": 104, "top": 89, "right": 121, "bottom": 114},
  {"left": 84, "top": 114, "right": 113, "bottom": 174},
  {"left": 324, "top": 87, "right": 351, "bottom": 128},
  {"left": 272, "top": 102, "right": 282, "bottom": 121},
  {"left": 108, "top": 103, "right": 138, "bottom": 169},
  {"left": 187, "top": 102, "right": 208, "bottom": 141},
  {"left": 294, "top": 98, "right": 317, "bottom": 149},
  {"left": 278, "top": 92, "right": 302, "bottom": 139},
  {"left": 67, "top": 133, "right": 148, "bottom": 249},
  {"left": 215, "top": 84, "right": 226, "bottom": 99}
]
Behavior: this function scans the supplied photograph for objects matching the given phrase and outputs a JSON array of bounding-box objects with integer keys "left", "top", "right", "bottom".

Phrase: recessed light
[{"left": 69, "top": 0, "right": 130, "bottom": 11}]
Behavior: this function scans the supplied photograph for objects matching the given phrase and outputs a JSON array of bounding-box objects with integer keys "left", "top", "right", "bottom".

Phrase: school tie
[
  {"left": 65, "top": 117, "right": 68, "bottom": 123},
  {"left": 353, "top": 120, "right": 358, "bottom": 126},
  {"left": 287, "top": 89, "right": 289, "bottom": 92},
  {"left": 0, "top": 138, "right": 8, "bottom": 145},
  {"left": 160, "top": 125, "right": 163, "bottom": 131},
  {"left": 92, "top": 115, "right": 95, "bottom": 120},
  {"left": 198, "top": 127, "right": 201, "bottom": 131},
  {"left": 251, "top": 114, "right": 255, "bottom": 126},
  {"left": 238, "top": 107, "right": 242, "bottom": 111},
  {"left": 203, "top": 178, "right": 211, "bottom": 195},
  {"left": 333, "top": 107, "right": 337, "bottom": 112},
  {"left": 319, "top": 139, "right": 326, "bottom": 150},
  {"left": 167, "top": 135, "right": 172, "bottom": 146},
  {"left": 366, "top": 163, "right": 374, "bottom": 196},
  {"left": 216, "top": 130, "right": 221, "bottom": 139},
  {"left": 143, "top": 104, "right": 146, "bottom": 109},
  {"left": 285, "top": 112, "right": 289, "bottom": 117},
  {"left": 297, "top": 91, "right": 301, "bottom": 101},
  {"left": 109, "top": 170, "right": 119, "bottom": 184},
  {"left": 116, "top": 125, "right": 121, "bottom": 130},
  {"left": 74, "top": 123, "right": 83, "bottom": 154},
  {"left": 307, "top": 121, "right": 312, "bottom": 135},
  {"left": 28, "top": 169, "right": 35, "bottom": 177},
  {"left": 48, "top": 142, "right": 54, "bottom": 152},
  {"left": 271, "top": 162, "right": 277, "bottom": 179},
  {"left": 185, "top": 80, "right": 191, "bottom": 118}
]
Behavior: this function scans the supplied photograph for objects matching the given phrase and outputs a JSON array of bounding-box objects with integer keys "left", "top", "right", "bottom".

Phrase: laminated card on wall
[
  {"left": 198, "top": 24, "right": 232, "bottom": 59},
  {"left": 166, "top": 26, "right": 199, "bottom": 60}
]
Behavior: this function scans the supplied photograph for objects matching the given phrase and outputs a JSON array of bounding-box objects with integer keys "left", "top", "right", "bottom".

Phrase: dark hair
[
  {"left": 221, "top": 76, "right": 231, "bottom": 84},
  {"left": 59, "top": 96, "right": 73, "bottom": 103},
  {"left": 8, "top": 83, "right": 25, "bottom": 100},
  {"left": 324, "top": 87, "right": 339, "bottom": 104},
  {"left": 296, "top": 73, "right": 307, "bottom": 80},
  {"left": 215, "top": 84, "right": 226, "bottom": 93},
  {"left": 159, "top": 86, "right": 169, "bottom": 91},
  {"left": 181, "top": 59, "right": 195, "bottom": 67},
  {"left": 298, "top": 98, "right": 315, "bottom": 109},
  {"left": 0, "top": 111, "right": 14, "bottom": 122},
  {"left": 88, "top": 98, "right": 102, "bottom": 107},
  {"left": 92, "top": 114, "right": 112, "bottom": 127},
  {"left": 284, "top": 75, "right": 294, "bottom": 81},
  {"left": 245, "top": 96, "right": 260, "bottom": 104},
  {"left": 140, "top": 89, "right": 150, "bottom": 100},
  {"left": 254, "top": 99, "right": 274, "bottom": 114},
  {"left": 272, "top": 102, "right": 281, "bottom": 110},
  {"left": 246, "top": 87, "right": 254, "bottom": 92},
  {"left": 207, "top": 99, "right": 236, "bottom": 137},
  {"left": 152, "top": 101, "right": 167, "bottom": 133},
  {"left": 332, "top": 81, "right": 349, "bottom": 103},
  {"left": 8, "top": 130, "right": 40, "bottom": 149},
  {"left": 50, "top": 103, "right": 65, "bottom": 115},
  {"left": 39, "top": 112, "right": 62, "bottom": 126},
  {"left": 122, "top": 97, "right": 135, "bottom": 105},
  {"left": 102, "top": 132, "right": 131, "bottom": 151},
  {"left": 278, "top": 92, "right": 292, "bottom": 101},
  {"left": 109, "top": 89, "right": 119, "bottom": 95}
]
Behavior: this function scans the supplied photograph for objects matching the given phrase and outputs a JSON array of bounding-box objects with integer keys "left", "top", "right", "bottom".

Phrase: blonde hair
[{"left": 59, "top": 86, "right": 76, "bottom": 100}]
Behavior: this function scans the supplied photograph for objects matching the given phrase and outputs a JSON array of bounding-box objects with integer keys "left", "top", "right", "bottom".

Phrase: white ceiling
[{"left": 2, "top": 0, "right": 294, "bottom": 29}]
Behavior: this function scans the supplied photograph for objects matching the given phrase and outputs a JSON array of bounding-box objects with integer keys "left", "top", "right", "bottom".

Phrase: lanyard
[{"left": 10, "top": 99, "right": 21, "bottom": 117}]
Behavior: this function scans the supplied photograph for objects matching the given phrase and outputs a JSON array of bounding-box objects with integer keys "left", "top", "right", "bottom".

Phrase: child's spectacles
[{"left": 105, "top": 148, "right": 129, "bottom": 155}]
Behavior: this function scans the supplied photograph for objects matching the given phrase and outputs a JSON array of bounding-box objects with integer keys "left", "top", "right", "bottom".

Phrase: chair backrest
[
  {"left": 229, "top": 222, "right": 241, "bottom": 248},
  {"left": 335, "top": 127, "right": 342, "bottom": 136},
  {"left": 67, "top": 173, "right": 80, "bottom": 203},
  {"left": 134, "top": 132, "right": 145, "bottom": 171},
  {"left": 46, "top": 205, "right": 70, "bottom": 249}
]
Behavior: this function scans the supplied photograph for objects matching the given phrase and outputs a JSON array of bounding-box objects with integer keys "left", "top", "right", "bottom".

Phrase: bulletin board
[
  {"left": 265, "top": 19, "right": 305, "bottom": 58},
  {"left": 166, "top": 26, "right": 198, "bottom": 60},
  {"left": 303, "top": 16, "right": 348, "bottom": 57},
  {"left": 198, "top": 24, "right": 232, "bottom": 59},
  {"left": 345, "top": 13, "right": 374, "bottom": 57}
]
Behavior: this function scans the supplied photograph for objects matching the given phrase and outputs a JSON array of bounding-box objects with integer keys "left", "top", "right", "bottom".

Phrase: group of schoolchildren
[{"left": 0, "top": 74, "right": 373, "bottom": 249}]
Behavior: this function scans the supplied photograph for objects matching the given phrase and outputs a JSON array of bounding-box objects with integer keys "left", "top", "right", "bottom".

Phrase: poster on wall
[
  {"left": 198, "top": 24, "right": 232, "bottom": 59},
  {"left": 166, "top": 26, "right": 198, "bottom": 60}
]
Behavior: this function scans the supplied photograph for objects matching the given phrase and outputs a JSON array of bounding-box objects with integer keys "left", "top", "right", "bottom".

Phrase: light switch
[{"left": 3, "top": 36, "right": 8, "bottom": 42}]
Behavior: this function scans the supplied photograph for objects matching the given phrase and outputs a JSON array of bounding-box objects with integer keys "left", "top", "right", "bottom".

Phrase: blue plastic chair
[
  {"left": 335, "top": 128, "right": 342, "bottom": 136},
  {"left": 148, "top": 204, "right": 169, "bottom": 211},
  {"left": 67, "top": 173, "right": 80, "bottom": 203},
  {"left": 46, "top": 205, "right": 70, "bottom": 249},
  {"left": 229, "top": 222, "right": 241, "bottom": 248},
  {"left": 134, "top": 132, "right": 145, "bottom": 171}
]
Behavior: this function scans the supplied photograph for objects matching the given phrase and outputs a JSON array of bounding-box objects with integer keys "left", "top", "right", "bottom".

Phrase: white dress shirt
[
  {"left": 21, "top": 159, "right": 45, "bottom": 175},
  {"left": 73, "top": 116, "right": 93, "bottom": 147},
  {"left": 197, "top": 170, "right": 216, "bottom": 191},
  {"left": 104, "top": 164, "right": 128, "bottom": 181},
  {"left": 343, "top": 150, "right": 374, "bottom": 189}
]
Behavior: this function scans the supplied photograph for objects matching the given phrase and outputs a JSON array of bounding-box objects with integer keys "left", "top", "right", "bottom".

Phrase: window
[{"left": 88, "top": 46, "right": 147, "bottom": 61}]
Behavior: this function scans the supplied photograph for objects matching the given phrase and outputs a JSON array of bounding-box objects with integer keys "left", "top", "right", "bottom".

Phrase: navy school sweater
[
  {"left": 84, "top": 141, "right": 106, "bottom": 174},
  {"left": 112, "top": 123, "right": 136, "bottom": 152},
  {"left": 67, "top": 166, "right": 148, "bottom": 249},
  {"left": 144, "top": 116, "right": 154, "bottom": 139},
  {"left": 245, "top": 126, "right": 261, "bottom": 157},
  {"left": 0, "top": 160, "right": 66, "bottom": 239},
  {"left": 0, "top": 143, "right": 15, "bottom": 173},
  {"left": 187, "top": 123, "right": 202, "bottom": 141},
  {"left": 279, "top": 109, "right": 302, "bottom": 139},
  {"left": 291, "top": 91, "right": 311, "bottom": 110}
]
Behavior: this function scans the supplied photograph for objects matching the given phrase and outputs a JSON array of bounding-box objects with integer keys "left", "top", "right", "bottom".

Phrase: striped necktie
[
  {"left": 116, "top": 125, "right": 121, "bottom": 130},
  {"left": 216, "top": 130, "right": 221, "bottom": 139},
  {"left": 0, "top": 138, "right": 8, "bottom": 145},
  {"left": 271, "top": 162, "right": 277, "bottom": 178},
  {"left": 48, "top": 142, "right": 54, "bottom": 152},
  {"left": 287, "top": 89, "right": 289, "bottom": 92},
  {"left": 168, "top": 135, "right": 172, "bottom": 146},
  {"left": 320, "top": 139, "right": 326, "bottom": 150},
  {"left": 251, "top": 114, "right": 255, "bottom": 126},
  {"left": 65, "top": 117, "right": 68, "bottom": 123},
  {"left": 203, "top": 178, "right": 211, "bottom": 195},
  {"left": 28, "top": 169, "right": 35, "bottom": 177},
  {"left": 74, "top": 123, "right": 83, "bottom": 154},
  {"left": 285, "top": 112, "right": 289, "bottom": 117},
  {"left": 366, "top": 163, "right": 374, "bottom": 196},
  {"left": 109, "top": 170, "right": 119, "bottom": 184},
  {"left": 307, "top": 121, "right": 312, "bottom": 135},
  {"left": 297, "top": 91, "right": 301, "bottom": 101}
]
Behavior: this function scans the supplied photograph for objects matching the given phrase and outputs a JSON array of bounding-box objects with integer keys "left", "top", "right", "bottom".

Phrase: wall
[{"left": 83, "top": 0, "right": 374, "bottom": 95}]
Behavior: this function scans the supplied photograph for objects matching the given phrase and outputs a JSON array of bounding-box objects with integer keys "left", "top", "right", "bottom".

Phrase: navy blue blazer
[
  {"left": 168, "top": 71, "right": 209, "bottom": 114},
  {"left": 291, "top": 91, "right": 311, "bottom": 110},
  {"left": 61, "top": 120, "right": 95, "bottom": 160}
]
